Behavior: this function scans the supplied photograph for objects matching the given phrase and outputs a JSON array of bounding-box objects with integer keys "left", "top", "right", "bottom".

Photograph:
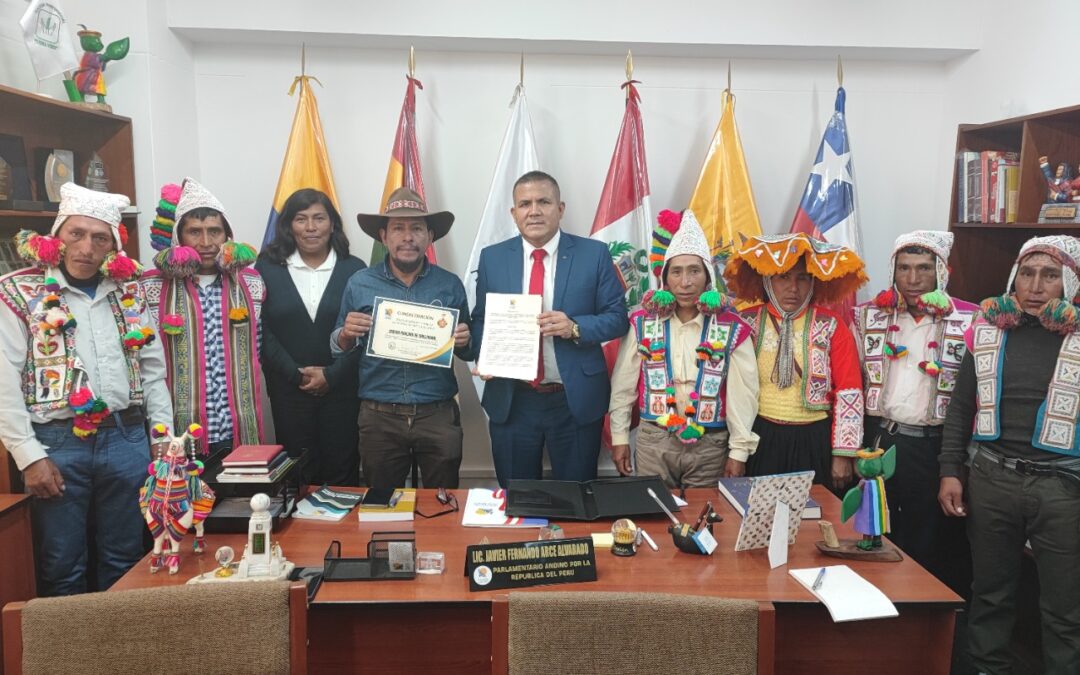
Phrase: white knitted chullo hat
[{"left": 52, "top": 182, "right": 130, "bottom": 250}]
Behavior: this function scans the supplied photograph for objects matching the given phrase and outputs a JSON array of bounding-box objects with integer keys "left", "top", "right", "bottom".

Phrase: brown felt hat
[{"left": 356, "top": 187, "right": 454, "bottom": 241}]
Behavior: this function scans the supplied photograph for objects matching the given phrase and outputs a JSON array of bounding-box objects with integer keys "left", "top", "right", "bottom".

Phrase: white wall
[{"left": 190, "top": 43, "right": 947, "bottom": 476}]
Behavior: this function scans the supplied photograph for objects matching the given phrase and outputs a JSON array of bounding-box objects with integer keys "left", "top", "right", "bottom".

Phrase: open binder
[{"left": 505, "top": 476, "right": 681, "bottom": 521}]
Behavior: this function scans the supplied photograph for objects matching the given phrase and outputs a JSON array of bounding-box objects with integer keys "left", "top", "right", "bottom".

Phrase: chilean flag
[
  {"left": 790, "top": 86, "right": 863, "bottom": 253},
  {"left": 790, "top": 86, "right": 864, "bottom": 310}
]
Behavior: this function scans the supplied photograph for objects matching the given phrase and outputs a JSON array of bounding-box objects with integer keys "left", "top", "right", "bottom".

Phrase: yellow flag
[{"left": 688, "top": 91, "right": 761, "bottom": 254}]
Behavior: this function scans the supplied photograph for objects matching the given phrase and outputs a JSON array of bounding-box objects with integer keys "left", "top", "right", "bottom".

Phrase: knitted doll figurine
[
  {"left": 139, "top": 423, "right": 215, "bottom": 574},
  {"left": 840, "top": 446, "right": 897, "bottom": 551}
]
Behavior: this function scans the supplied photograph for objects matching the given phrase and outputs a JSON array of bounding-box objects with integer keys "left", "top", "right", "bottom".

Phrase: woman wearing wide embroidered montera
[
  {"left": 0, "top": 183, "right": 173, "bottom": 595},
  {"left": 608, "top": 209, "right": 759, "bottom": 489},
  {"left": 724, "top": 233, "right": 867, "bottom": 491},
  {"left": 141, "top": 178, "right": 266, "bottom": 463}
]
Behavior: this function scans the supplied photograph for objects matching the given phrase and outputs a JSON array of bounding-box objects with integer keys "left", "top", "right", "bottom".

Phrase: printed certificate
[
  {"left": 476, "top": 293, "right": 541, "bottom": 380},
  {"left": 366, "top": 297, "right": 459, "bottom": 368}
]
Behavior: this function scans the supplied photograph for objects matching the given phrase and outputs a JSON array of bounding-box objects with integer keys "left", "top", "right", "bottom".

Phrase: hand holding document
[{"left": 476, "top": 293, "right": 541, "bottom": 380}]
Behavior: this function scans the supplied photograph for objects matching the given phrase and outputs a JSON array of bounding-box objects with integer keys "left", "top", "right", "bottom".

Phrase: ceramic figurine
[
  {"left": 72, "top": 25, "right": 129, "bottom": 108},
  {"left": 840, "top": 446, "right": 897, "bottom": 551}
]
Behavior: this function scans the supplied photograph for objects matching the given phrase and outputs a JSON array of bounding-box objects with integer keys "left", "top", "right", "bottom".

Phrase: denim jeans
[{"left": 31, "top": 417, "right": 151, "bottom": 596}]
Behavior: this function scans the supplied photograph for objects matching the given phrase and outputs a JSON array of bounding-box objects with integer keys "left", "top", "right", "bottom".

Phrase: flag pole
[
  {"left": 625, "top": 49, "right": 633, "bottom": 99},
  {"left": 837, "top": 55, "right": 843, "bottom": 87},
  {"left": 409, "top": 45, "right": 416, "bottom": 78},
  {"left": 520, "top": 51, "right": 525, "bottom": 87}
]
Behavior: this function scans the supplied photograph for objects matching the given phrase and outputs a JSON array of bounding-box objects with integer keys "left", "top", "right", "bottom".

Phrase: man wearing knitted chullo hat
[
  {"left": 940, "top": 235, "right": 1080, "bottom": 674},
  {"left": 852, "top": 230, "right": 978, "bottom": 592},
  {"left": 608, "top": 209, "right": 759, "bottom": 487},
  {"left": 142, "top": 178, "right": 266, "bottom": 473},
  {"left": 0, "top": 183, "right": 173, "bottom": 595}
]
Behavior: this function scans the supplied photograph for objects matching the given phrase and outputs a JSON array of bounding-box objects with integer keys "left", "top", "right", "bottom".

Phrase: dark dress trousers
[{"left": 256, "top": 254, "right": 366, "bottom": 485}]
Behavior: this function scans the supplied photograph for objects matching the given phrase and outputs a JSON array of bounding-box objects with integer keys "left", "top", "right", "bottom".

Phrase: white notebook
[{"left": 789, "top": 565, "right": 899, "bottom": 622}]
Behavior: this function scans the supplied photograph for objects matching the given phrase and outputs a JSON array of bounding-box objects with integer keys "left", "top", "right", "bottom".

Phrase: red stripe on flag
[
  {"left": 590, "top": 83, "right": 651, "bottom": 236},
  {"left": 789, "top": 207, "right": 824, "bottom": 239}
]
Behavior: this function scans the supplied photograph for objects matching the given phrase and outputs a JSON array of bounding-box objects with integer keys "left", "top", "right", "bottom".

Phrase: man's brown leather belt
[
  {"left": 39, "top": 407, "right": 145, "bottom": 429},
  {"left": 361, "top": 399, "right": 452, "bottom": 417}
]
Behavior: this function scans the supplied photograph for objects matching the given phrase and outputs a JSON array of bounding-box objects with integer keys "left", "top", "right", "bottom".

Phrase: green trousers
[{"left": 966, "top": 449, "right": 1080, "bottom": 674}]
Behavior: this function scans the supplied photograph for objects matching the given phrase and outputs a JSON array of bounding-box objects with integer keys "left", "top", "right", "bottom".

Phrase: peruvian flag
[{"left": 589, "top": 79, "right": 653, "bottom": 450}]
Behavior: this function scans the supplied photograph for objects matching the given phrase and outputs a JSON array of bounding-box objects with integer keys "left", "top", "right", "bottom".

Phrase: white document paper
[
  {"left": 768, "top": 500, "right": 790, "bottom": 569},
  {"left": 477, "top": 293, "right": 542, "bottom": 380},
  {"left": 789, "top": 565, "right": 899, "bottom": 622}
]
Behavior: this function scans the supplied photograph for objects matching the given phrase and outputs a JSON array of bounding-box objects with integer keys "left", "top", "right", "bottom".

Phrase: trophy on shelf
[
  {"left": 72, "top": 25, "right": 129, "bottom": 112},
  {"left": 0, "top": 155, "right": 11, "bottom": 202},
  {"left": 1038, "top": 156, "right": 1080, "bottom": 223},
  {"left": 42, "top": 149, "right": 74, "bottom": 204},
  {"left": 84, "top": 152, "right": 108, "bottom": 192}
]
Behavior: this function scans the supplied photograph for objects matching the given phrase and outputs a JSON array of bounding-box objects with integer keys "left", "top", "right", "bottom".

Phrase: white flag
[
  {"left": 463, "top": 84, "right": 541, "bottom": 399},
  {"left": 20, "top": 0, "right": 80, "bottom": 81}
]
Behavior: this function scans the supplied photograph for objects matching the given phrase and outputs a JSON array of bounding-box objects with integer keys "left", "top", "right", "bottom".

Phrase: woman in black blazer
[{"left": 257, "top": 189, "right": 366, "bottom": 485}]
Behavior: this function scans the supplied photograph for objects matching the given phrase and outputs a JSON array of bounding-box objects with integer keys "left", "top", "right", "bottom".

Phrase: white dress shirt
[
  {"left": 287, "top": 248, "right": 336, "bottom": 321},
  {"left": 521, "top": 230, "right": 561, "bottom": 383},
  {"left": 0, "top": 268, "right": 173, "bottom": 469},
  {"left": 880, "top": 312, "right": 939, "bottom": 426}
]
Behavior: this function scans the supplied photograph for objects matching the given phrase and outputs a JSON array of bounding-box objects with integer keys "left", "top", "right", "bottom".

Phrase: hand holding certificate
[
  {"left": 366, "top": 297, "right": 459, "bottom": 368},
  {"left": 476, "top": 293, "right": 541, "bottom": 381}
]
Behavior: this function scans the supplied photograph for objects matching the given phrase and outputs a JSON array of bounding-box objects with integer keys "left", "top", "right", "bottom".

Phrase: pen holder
[{"left": 669, "top": 523, "right": 710, "bottom": 555}]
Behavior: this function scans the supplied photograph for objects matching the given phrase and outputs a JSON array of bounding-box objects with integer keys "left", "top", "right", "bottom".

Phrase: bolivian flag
[
  {"left": 261, "top": 75, "right": 340, "bottom": 250},
  {"left": 688, "top": 90, "right": 761, "bottom": 257},
  {"left": 370, "top": 75, "right": 436, "bottom": 265}
]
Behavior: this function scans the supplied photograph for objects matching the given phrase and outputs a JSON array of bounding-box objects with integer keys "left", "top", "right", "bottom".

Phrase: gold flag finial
[
  {"left": 837, "top": 55, "right": 843, "bottom": 87},
  {"left": 625, "top": 49, "right": 634, "bottom": 80},
  {"left": 520, "top": 51, "right": 525, "bottom": 87},
  {"left": 409, "top": 45, "right": 416, "bottom": 78},
  {"left": 726, "top": 60, "right": 732, "bottom": 93}
]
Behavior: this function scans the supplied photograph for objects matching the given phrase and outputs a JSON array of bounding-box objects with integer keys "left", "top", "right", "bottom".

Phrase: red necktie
[{"left": 530, "top": 249, "right": 547, "bottom": 385}]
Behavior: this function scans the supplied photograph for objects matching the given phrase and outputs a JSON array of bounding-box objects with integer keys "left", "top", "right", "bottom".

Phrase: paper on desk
[{"left": 789, "top": 565, "right": 899, "bottom": 622}]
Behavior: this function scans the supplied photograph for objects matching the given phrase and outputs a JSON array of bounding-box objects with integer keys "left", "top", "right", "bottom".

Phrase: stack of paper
[
  {"left": 293, "top": 487, "right": 363, "bottom": 522},
  {"left": 789, "top": 565, "right": 899, "bottom": 622}
]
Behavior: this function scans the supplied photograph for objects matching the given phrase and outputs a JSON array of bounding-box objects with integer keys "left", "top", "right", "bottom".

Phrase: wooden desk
[
  {"left": 113, "top": 487, "right": 961, "bottom": 674},
  {"left": 0, "top": 495, "right": 35, "bottom": 669}
]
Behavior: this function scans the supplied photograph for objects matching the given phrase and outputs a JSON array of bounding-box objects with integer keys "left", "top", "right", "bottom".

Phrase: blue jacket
[{"left": 472, "top": 232, "right": 629, "bottom": 424}]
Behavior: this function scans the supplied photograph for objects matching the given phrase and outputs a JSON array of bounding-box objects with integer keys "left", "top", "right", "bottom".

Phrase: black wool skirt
[{"left": 745, "top": 416, "right": 832, "bottom": 485}]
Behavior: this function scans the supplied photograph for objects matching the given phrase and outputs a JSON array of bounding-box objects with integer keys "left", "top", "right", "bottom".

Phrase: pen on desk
[
  {"left": 640, "top": 528, "right": 659, "bottom": 552},
  {"left": 647, "top": 488, "right": 681, "bottom": 526},
  {"left": 811, "top": 567, "right": 827, "bottom": 591}
]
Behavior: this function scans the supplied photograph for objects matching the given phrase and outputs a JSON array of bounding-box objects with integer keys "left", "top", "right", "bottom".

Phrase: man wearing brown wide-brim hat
[{"left": 330, "top": 186, "right": 476, "bottom": 489}]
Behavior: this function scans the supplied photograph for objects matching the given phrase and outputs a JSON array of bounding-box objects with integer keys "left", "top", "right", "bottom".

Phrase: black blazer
[{"left": 256, "top": 253, "right": 367, "bottom": 392}]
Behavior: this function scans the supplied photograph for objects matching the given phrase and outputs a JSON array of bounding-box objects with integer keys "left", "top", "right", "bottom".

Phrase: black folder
[{"left": 505, "top": 476, "right": 681, "bottom": 521}]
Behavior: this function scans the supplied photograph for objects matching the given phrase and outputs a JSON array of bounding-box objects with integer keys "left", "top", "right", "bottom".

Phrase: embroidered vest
[
  {"left": 632, "top": 310, "right": 750, "bottom": 428},
  {"left": 971, "top": 320, "right": 1080, "bottom": 456},
  {"left": 742, "top": 305, "right": 835, "bottom": 411},
  {"left": 0, "top": 267, "right": 144, "bottom": 412},
  {"left": 141, "top": 268, "right": 266, "bottom": 444},
  {"left": 855, "top": 301, "right": 977, "bottom": 423}
]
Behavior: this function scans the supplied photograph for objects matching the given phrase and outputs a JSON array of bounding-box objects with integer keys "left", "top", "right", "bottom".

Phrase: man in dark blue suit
[{"left": 473, "top": 171, "right": 629, "bottom": 485}]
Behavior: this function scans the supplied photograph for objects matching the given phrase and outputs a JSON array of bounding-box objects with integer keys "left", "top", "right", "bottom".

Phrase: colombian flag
[
  {"left": 261, "top": 75, "right": 340, "bottom": 250},
  {"left": 370, "top": 75, "right": 436, "bottom": 265},
  {"left": 688, "top": 89, "right": 761, "bottom": 258}
]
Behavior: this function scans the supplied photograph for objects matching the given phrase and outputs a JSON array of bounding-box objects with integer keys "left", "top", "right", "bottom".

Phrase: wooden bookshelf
[
  {"left": 948, "top": 104, "right": 1080, "bottom": 302},
  {"left": 0, "top": 83, "right": 140, "bottom": 491},
  {"left": 0, "top": 83, "right": 140, "bottom": 260}
]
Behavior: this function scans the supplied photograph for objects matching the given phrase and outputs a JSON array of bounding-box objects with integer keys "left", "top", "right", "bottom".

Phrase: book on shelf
[
  {"left": 357, "top": 488, "right": 417, "bottom": 523},
  {"left": 293, "top": 486, "right": 364, "bottom": 522},
  {"left": 956, "top": 149, "right": 1018, "bottom": 223},
  {"left": 221, "top": 444, "right": 285, "bottom": 467},
  {"left": 718, "top": 476, "right": 822, "bottom": 520},
  {"left": 215, "top": 457, "right": 296, "bottom": 483}
]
